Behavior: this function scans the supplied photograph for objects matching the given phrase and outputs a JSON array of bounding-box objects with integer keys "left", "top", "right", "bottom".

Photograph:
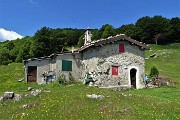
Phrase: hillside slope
[
  {"left": 145, "top": 43, "right": 180, "bottom": 84},
  {"left": 0, "top": 43, "right": 179, "bottom": 120}
]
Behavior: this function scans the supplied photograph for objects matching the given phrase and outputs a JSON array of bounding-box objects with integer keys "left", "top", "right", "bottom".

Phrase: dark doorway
[
  {"left": 27, "top": 66, "right": 37, "bottom": 83},
  {"left": 130, "top": 68, "right": 137, "bottom": 88}
]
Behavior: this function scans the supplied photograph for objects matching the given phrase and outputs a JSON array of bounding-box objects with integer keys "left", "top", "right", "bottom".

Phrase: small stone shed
[{"left": 24, "top": 29, "right": 149, "bottom": 89}]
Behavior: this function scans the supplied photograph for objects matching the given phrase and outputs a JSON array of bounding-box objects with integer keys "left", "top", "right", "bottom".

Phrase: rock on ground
[
  {"left": 28, "top": 87, "right": 33, "bottom": 91},
  {"left": 0, "top": 96, "right": 4, "bottom": 102},
  {"left": 3, "top": 92, "right": 14, "bottom": 99},
  {"left": 31, "top": 89, "right": 42, "bottom": 96},
  {"left": 14, "top": 94, "right": 22, "bottom": 101},
  {"left": 21, "top": 103, "right": 39, "bottom": 108},
  {"left": 87, "top": 94, "right": 105, "bottom": 100}
]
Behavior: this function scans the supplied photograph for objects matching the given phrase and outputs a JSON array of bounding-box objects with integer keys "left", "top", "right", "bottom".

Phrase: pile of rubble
[
  {"left": 0, "top": 92, "right": 22, "bottom": 102},
  {"left": 151, "top": 76, "right": 173, "bottom": 86},
  {"left": 0, "top": 87, "right": 42, "bottom": 103}
]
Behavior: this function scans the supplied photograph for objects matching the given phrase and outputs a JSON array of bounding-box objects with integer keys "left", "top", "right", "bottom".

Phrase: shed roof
[
  {"left": 23, "top": 51, "right": 79, "bottom": 63},
  {"left": 78, "top": 34, "right": 150, "bottom": 51}
]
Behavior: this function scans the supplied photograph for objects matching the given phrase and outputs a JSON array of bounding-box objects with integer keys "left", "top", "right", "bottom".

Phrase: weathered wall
[
  {"left": 25, "top": 59, "right": 53, "bottom": 84},
  {"left": 24, "top": 40, "right": 146, "bottom": 89},
  {"left": 56, "top": 53, "right": 82, "bottom": 81},
  {"left": 25, "top": 59, "right": 50, "bottom": 83},
  {"left": 82, "top": 41, "right": 145, "bottom": 89}
]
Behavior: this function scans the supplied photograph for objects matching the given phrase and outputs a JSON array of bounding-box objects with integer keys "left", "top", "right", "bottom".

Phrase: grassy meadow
[
  {"left": 0, "top": 43, "right": 179, "bottom": 120},
  {"left": 145, "top": 43, "right": 180, "bottom": 83}
]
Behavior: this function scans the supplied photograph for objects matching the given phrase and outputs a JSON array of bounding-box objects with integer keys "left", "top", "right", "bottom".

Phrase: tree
[
  {"left": 16, "top": 39, "right": 33, "bottom": 62},
  {"left": 136, "top": 16, "right": 170, "bottom": 44},
  {"left": 117, "top": 24, "right": 138, "bottom": 39},
  {"left": 91, "top": 29, "right": 100, "bottom": 40},
  {"left": 151, "top": 16, "right": 170, "bottom": 44},
  {"left": 0, "top": 47, "right": 12, "bottom": 65},
  {"left": 135, "top": 16, "right": 154, "bottom": 43},
  {"left": 63, "top": 29, "right": 84, "bottom": 46},
  {"left": 5, "top": 41, "right": 15, "bottom": 50},
  {"left": 168, "top": 17, "right": 180, "bottom": 43},
  {"left": 77, "top": 35, "right": 85, "bottom": 47},
  {"left": 100, "top": 24, "right": 116, "bottom": 38},
  {"left": 33, "top": 26, "right": 53, "bottom": 57}
]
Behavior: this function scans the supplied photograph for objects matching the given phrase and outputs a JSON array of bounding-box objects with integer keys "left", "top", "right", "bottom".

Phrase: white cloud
[
  {"left": 28, "top": 0, "right": 38, "bottom": 5},
  {"left": 0, "top": 28, "right": 23, "bottom": 42}
]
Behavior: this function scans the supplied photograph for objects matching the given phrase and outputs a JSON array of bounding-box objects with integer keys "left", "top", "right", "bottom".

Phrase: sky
[{"left": 0, "top": 0, "right": 180, "bottom": 41}]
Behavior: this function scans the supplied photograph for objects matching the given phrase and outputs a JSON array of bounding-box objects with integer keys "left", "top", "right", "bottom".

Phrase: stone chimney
[{"left": 84, "top": 27, "right": 92, "bottom": 45}]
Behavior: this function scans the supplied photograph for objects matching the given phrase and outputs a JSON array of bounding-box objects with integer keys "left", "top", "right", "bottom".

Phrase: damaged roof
[
  {"left": 24, "top": 34, "right": 149, "bottom": 63},
  {"left": 23, "top": 51, "right": 79, "bottom": 62},
  {"left": 78, "top": 34, "right": 150, "bottom": 51}
]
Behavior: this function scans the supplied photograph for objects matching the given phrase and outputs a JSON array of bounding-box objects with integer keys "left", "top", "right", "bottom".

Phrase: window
[
  {"left": 112, "top": 66, "right": 118, "bottom": 76},
  {"left": 119, "top": 44, "right": 124, "bottom": 53},
  {"left": 62, "top": 60, "right": 72, "bottom": 71}
]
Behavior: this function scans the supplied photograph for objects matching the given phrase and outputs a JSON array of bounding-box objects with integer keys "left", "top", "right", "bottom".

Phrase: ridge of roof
[{"left": 78, "top": 34, "right": 150, "bottom": 51}]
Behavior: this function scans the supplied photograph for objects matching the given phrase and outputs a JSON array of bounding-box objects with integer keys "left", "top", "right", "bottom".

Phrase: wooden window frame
[
  {"left": 119, "top": 44, "right": 125, "bottom": 53},
  {"left": 112, "top": 66, "right": 118, "bottom": 76},
  {"left": 62, "top": 60, "right": 72, "bottom": 71}
]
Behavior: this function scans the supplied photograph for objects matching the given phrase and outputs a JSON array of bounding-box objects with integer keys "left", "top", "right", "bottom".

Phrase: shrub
[
  {"left": 57, "top": 74, "right": 66, "bottom": 85},
  {"left": 57, "top": 73, "right": 75, "bottom": 86},
  {"left": 149, "top": 66, "right": 159, "bottom": 78}
]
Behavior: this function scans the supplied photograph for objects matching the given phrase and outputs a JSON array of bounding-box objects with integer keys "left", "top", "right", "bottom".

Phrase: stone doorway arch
[{"left": 130, "top": 68, "right": 137, "bottom": 88}]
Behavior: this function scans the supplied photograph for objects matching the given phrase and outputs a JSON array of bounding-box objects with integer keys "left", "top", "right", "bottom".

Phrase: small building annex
[{"left": 24, "top": 29, "right": 149, "bottom": 89}]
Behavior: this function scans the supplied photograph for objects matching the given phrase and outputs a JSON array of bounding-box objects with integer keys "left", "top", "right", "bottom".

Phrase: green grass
[
  {"left": 0, "top": 83, "right": 179, "bottom": 120},
  {"left": 0, "top": 63, "right": 28, "bottom": 94},
  {"left": 145, "top": 43, "right": 180, "bottom": 84},
  {"left": 0, "top": 43, "right": 180, "bottom": 120}
]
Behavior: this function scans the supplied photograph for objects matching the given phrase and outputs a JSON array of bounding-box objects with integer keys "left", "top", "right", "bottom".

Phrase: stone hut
[{"left": 24, "top": 29, "right": 149, "bottom": 89}]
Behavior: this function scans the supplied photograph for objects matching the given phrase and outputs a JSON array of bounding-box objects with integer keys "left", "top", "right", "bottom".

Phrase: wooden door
[{"left": 27, "top": 66, "right": 37, "bottom": 83}]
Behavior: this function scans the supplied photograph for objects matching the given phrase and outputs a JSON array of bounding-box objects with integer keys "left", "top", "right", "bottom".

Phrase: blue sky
[{"left": 0, "top": 0, "right": 180, "bottom": 41}]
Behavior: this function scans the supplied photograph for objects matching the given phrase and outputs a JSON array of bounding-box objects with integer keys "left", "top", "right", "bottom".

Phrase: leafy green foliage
[
  {"left": 57, "top": 74, "right": 75, "bottom": 85},
  {"left": 117, "top": 24, "right": 138, "bottom": 38},
  {"left": 57, "top": 74, "right": 67, "bottom": 85},
  {"left": 149, "top": 66, "right": 159, "bottom": 78},
  {"left": 135, "top": 16, "right": 170, "bottom": 44},
  {"left": 77, "top": 35, "right": 84, "bottom": 47},
  {"left": 0, "top": 47, "right": 12, "bottom": 65},
  {"left": 0, "top": 15, "right": 180, "bottom": 65},
  {"left": 16, "top": 37, "right": 34, "bottom": 62}
]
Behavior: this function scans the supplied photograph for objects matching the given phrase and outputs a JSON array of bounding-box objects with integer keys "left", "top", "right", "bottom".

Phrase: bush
[
  {"left": 149, "top": 66, "right": 159, "bottom": 78},
  {"left": 57, "top": 74, "right": 67, "bottom": 85},
  {"left": 57, "top": 73, "right": 75, "bottom": 86}
]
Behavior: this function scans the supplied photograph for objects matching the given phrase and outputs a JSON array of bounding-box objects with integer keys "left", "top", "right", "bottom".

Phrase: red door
[{"left": 112, "top": 66, "right": 118, "bottom": 76}]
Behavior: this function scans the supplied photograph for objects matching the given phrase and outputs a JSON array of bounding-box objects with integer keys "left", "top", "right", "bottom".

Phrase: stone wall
[
  {"left": 25, "top": 59, "right": 53, "bottom": 84},
  {"left": 82, "top": 41, "right": 145, "bottom": 89},
  {"left": 56, "top": 53, "right": 82, "bottom": 81},
  {"left": 24, "top": 40, "right": 146, "bottom": 89},
  {"left": 25, "top": 52, "right": 82, "bottom": 84}
]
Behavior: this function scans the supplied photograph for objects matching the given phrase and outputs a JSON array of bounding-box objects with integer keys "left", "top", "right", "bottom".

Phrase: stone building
[{"left": 24, "top": 29, "right": 149, "bottom": 89}]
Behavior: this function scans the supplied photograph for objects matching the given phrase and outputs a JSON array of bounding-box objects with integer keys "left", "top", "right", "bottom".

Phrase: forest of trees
[{"left": 0, "top": 15, "right": 180, "bottom": 65}]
